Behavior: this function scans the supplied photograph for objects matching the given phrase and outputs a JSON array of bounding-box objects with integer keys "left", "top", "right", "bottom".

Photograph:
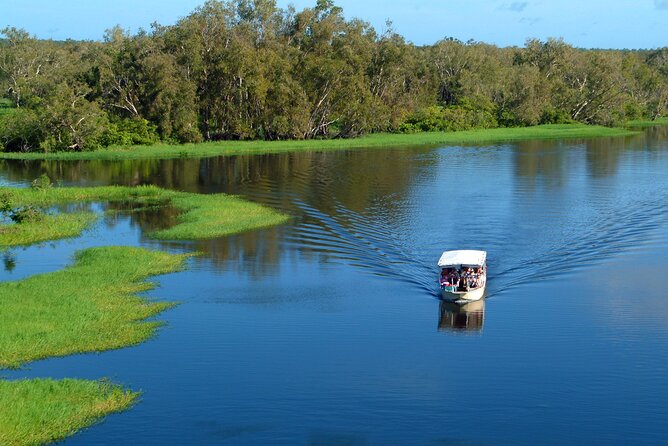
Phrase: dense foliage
[{"left": 0, "top": 0, "right": 667, "bottom": 152}]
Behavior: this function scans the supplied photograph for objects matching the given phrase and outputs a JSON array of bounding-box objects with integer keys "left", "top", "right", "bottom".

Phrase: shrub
[
  {"left": 99, "top": 118, "right": 160, "bottom": 147},
  {"left": 0, "top": 192, "right": 43, "bottom": 224},
  {"left": 31, "top": 173, "right": 53, "bottom": 190},
  {"left": 9, "top": 205, "right": 43, "bottom": 223},
  {"left": 0, "top": 108, "right": 42, "bottom": 152},
  {"left": 398, "top": 103, "right": 498, "bottom": 133},
  {"left": 540, "top": 107, "right": 575, "bottom": 124}
]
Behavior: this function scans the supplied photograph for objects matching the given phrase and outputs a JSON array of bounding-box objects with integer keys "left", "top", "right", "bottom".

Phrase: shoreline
[
  {"left": 0, "top": 124, "right": 640, "bottom": 161},
  {"left": 0, "top": 185, "right": 290, "bottom": 249}
]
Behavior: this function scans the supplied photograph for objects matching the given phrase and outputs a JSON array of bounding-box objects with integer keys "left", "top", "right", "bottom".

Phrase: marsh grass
[
  {"left": 0, "top": 212, "right": 97, "bottom": 249},
  {"left": 0, "top": 378, "right": 137, "bottom": 446},
  {"left": 0, "top": 246, "right": 188, "bottom": 369},
  {"left": 625, "top": 117, "right": 668, "bottom": 127},
  {"left": 0, "top": 124, "right": 639, "bottom": 161},
  {"left": 0, "top": 185, "right": 289, "bottom": 247}
]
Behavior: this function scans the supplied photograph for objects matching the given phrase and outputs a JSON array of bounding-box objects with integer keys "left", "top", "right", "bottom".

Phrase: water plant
[
  {"left": 0, "top": 379, "right": 137, "bottom": 446},
  {"left": 0, "top": 246, "right": 188, "bottom": 369}
]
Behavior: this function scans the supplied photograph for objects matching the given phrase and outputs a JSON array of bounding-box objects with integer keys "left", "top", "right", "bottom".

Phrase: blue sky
[{"left": 1, "top": 0, "right": 666, "bottom": 49}]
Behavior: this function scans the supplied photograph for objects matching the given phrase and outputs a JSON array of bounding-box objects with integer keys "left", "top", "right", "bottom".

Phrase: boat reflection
[{"left": 438, "top": 299, "right": 485, "bottom": 332}]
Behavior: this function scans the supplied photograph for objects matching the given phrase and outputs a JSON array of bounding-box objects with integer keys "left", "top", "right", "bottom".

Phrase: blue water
[{"left": 2, "top": 126, "right": 668, "bottom": 445}]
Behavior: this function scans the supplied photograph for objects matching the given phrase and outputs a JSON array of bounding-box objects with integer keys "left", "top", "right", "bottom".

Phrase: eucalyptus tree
[
  {"left": 429, "top": 37, "right": 483, "bottom": 106},
  {"left": 645, "top": 48, "right": 668, "bottom": 119},
  {"left": 289, "top": 0, "right": 350, "bottom": 138},
  {"left": 2, "top": 2, "right": 668, "bottom": 153}
]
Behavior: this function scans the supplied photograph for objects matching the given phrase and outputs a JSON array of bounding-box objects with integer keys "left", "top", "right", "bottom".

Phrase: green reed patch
[
  {"left": 0, "top": 212, "right": 97, "bottom": 249},
  {"left": 0, "top": 378, "right": 137, "bottom": 446},
  {"left": 0, "top": 124, "right": 639, "bottom": 161},
  {"left": 0, "top": 185, "right": 289, "bottom": 247},
  {"left": 0, "top": 246, "right": 188, "bottom": 369}
]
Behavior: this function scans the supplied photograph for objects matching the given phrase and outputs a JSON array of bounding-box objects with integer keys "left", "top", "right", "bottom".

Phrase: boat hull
[{"left": 440, "top": 286, "right": 485, "bottom": 302}]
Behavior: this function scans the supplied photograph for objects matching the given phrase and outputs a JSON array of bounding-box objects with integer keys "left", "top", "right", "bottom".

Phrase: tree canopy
[{"left": 1, "top": 0, "right": 666, "bottom": 152}]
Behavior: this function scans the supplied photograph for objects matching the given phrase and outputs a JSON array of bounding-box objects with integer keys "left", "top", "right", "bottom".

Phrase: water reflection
[
  {"left": 438, "top": 300, "right": 485, "bottom": 332},
  {"left": 511, "top": 131, "right": 659, "bottom": 189},
  {"left": 1, "top": 128, "right": 668, "bottom": 299},
  {"left": 2, "top": 251, "right": 16, "bottom": 272},
  {"left": 3, "top": 129, "right": 668, "bottom": 445}
]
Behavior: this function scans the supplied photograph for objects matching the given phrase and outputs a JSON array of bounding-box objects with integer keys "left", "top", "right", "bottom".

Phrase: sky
[{"left": 1, "top": 0, "right": 666, "bottom": 49}]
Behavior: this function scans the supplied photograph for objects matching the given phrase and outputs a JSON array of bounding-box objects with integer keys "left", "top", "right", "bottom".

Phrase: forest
[{"left": 0, "top": 0, "right": 667, "bottom": 152}]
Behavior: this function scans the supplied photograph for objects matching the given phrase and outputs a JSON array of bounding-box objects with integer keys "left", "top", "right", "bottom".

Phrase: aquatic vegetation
[
  {"left": 0, "top": 185, "right": 289, "bottom": 247},
  {"left": 0, "top": 379, "right": 137, "bottom": 446},
  {"left": 0, "top": 124, "right": 639, "bottom": 161},
  {"left": 0, "top": 246, "right": 188, "bottom": 369},
  {"left": 0, "top": 212, "right": 97, "bottom": 249}
]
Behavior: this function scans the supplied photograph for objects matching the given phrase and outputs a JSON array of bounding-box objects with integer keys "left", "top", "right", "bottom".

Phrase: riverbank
[
  {"left": 626, "top": 117, "right": 668, "bottom": 127},
  {"left": 0, "top": 212, "right": 97, "bottom": 249},
  {"left": 0, "top": 185, "right": 290, "bottom": 249},
  {"left": 0, "top": 124, "right": 639, "bottom": 161},
  {"left": 0, "top": 379, "right": 137, "bottom": 446}
]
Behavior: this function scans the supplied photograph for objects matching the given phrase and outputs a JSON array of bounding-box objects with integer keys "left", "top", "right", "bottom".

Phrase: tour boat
[{"left": 438, "top": 250, "right": 487, "bottom": 302}]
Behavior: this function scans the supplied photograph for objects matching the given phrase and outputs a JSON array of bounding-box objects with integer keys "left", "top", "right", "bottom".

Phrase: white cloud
[{"left": 501, "top": 2, "right": 529, "bottom": 12}]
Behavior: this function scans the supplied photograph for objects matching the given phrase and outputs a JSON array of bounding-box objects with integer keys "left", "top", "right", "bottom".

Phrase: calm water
[{"left": 2, "top": 126, "right": 668, "bottom": 445}]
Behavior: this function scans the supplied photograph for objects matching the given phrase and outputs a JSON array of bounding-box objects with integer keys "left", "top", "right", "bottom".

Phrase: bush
[
  {"left": 9, "top": 205, "right": 43, "bottom": 223},
  {"left": 398, "top": 103, "right": 498, "bottom": 133},
  {"left": 0, "top": 192, "right": 43, "bottom": 224},
  {"left": 540, "top": 107, "right": 575, "bottom": 124},
  {"left": 0, "top": 108, "right": 42, "bottom": 152},
  {"left": 99, "top": 118, "right": 160, "bottom": 147},
  {"left": 31, "top": 174, "right": 53, "bottom": 190}
]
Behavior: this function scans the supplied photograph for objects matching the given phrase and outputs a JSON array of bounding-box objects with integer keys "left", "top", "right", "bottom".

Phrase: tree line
[{"left": 1, "top": 0, "right": 667, "bottom": 152}]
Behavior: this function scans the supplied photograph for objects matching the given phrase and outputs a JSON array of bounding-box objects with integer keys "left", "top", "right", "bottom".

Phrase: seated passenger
[
  {"left": 457, "top": 268, "right": 467, "bottom": 290},
  {"left": 452, "top": 268, "right": 461, "bottom": 282},
  {"left": 440, "top": 269, "right": 449, "bottom": 286}
]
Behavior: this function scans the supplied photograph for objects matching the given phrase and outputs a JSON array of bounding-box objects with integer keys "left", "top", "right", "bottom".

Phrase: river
[{"left": 2, "top": 126, "right": 668, "bottom": 445}]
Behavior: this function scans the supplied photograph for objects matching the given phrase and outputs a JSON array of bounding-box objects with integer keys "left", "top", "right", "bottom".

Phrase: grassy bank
[
  {"left": 0, "top": 124, "right": 639, "bottom": 161},
  {"left": 626, "top": 117, "right": 668, "bottom": 127},
  {"left": 0, "top": 185, "right": 289, "bottom": 248},
  {"left": 0, "top": 246, "right": 188, "bottom": 369},
  {"left": 0, "top": 379, "right": 137, "bottom": 446},
  {"left": 0, "top": 212, "right": 97, "bottom": 249}
]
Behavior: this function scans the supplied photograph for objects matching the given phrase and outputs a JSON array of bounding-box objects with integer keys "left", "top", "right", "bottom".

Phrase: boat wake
[
  {"left": 283, "top": 191, "right": 668, "bottom": 301},
  {"left": 491, "top": 193, "right": 668, "bottom": 296},
  {"left": 285, "top": 198, "right": 437, "bottom": 296}
]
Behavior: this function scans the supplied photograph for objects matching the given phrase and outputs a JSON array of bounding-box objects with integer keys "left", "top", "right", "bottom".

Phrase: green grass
[
  {"left": 625, "top": 117, "right": 668, "bottom": 127},
  {"left": 0, "top": 378, "right": 137, "bottom": 446},
  {"left": 0, "top": 124, "right": 639, "bottom": 161},
  {"left": 0, "top": 212, "right": 97, "bottom": 249},
  {"left": 0, "top": 185, "right": 289, "bottom": 247},
  {"left": 0, "top": 246, "right": 188, "bottom": 369}
]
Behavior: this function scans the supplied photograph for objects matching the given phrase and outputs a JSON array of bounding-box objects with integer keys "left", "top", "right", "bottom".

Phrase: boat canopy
[{"left": 438, "top": 250, "right": 487, "bottom": 268}]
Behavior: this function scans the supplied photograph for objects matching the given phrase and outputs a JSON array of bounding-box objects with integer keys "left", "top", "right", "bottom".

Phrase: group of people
[{"left": 440, "top": 266, "right": 484, "bottom": 291}]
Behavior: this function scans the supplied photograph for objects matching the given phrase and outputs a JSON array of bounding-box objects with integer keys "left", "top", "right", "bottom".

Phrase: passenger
[
  {"left": 459, "top": 267, "right": 469, "bottom": 291},
  {"left": 440, "top": 269, "right": 448, "bottom": 287},
  {"left": 470, "top": 268, "right": 479, "bottom": 288},
  {"left": 451, "top": 269, "right": 460, "bottom": 287}
]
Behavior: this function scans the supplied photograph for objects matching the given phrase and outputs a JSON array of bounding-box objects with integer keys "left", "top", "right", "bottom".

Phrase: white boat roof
[{"left": 438, "top": 250, "right": 487, "bottom": 267}]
